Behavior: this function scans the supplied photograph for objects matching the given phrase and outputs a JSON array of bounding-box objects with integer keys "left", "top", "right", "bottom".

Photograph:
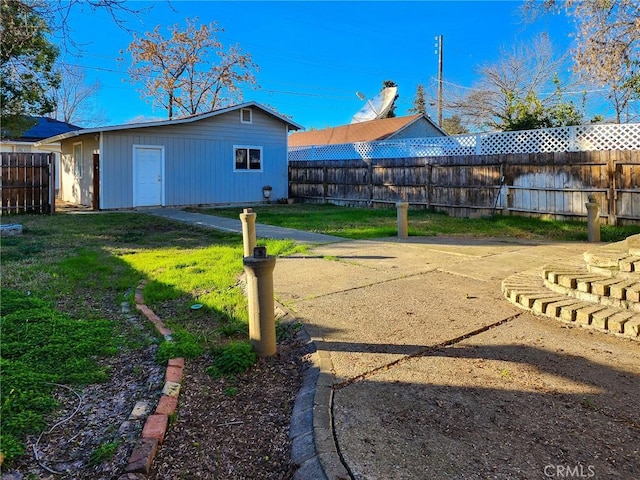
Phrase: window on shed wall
[
  {"left": 240, "top": 108, "right": 252, "bottom": 124},
  {"left": 73, "top": 142, "right": 83, "bottom": 178},
  {"left": 234, "top": 146, "right": 262, "bottom": 171}
]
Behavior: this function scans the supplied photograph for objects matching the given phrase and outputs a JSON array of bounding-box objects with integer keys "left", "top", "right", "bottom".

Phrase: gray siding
[
  {"left": 99, "top": 108, "right": 289, "bottom": 209},
  {"left": 389, "top": 118, "right": 445, "bottom": 139}
]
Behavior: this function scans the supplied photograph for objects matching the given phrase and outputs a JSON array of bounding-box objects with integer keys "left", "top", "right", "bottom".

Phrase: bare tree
[
  {"left": 51, "top": 64, "right": 108, "bottom": 126},
  {"left": 43, "top": 0, "right": 151, "bottom": 51},
  {"left": 444, "top": 34, "right": 577, "bottom": 130},
  {"left": 125, "top": 18, "right": 259, "bottom": 120},
  {"left": 524, "top": 0, "right": 640, "bottom": 122}
]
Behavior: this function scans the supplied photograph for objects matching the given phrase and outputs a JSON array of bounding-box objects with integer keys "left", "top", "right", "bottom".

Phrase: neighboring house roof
[
  {"left": 3, "top": 116, "right": 81, "bottom": 143},
  {"left": 288, "top": 114, "right": 446, "bottom": 147},
  {"left": 35, "top": 102, "right": 303, "bottom": 146}
]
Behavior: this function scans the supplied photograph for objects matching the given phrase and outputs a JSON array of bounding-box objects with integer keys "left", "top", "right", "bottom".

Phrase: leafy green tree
[
  {"left": 0, "top": 0, "right": 59, "bottom": 138},
  {"left": 500, "top": 86, "right": 583, "bottom": 131},
  {"left": 502, "top": 91, "right": 550, "bottom": 131},
  {"left": 441, "top": 115, "right": 468, "bottom": 135},
  {"left": 409, "top": 84, "right": 427, "bottom": 115},
  {"left": 546, "top": 75, "right": 584, "bottom": 127},
  {"left": 1, "top": 0, "right": 146, "bottom": 137}
]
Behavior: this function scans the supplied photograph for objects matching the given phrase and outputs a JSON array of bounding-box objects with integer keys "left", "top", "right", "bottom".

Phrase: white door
[{"left": 133, "top": 146, "right": 163, "bottom": 207}]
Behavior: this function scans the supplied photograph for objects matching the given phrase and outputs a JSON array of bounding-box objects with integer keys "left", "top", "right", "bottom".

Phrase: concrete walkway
[
  {"left": 145, "top": 208, "right": 344, "bottom": 244},
  {"left": 145, "top": 208, "right": 640, "bottom": 480}
]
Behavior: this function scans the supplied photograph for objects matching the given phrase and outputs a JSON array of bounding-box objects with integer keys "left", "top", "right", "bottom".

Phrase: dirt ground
[{"left": 148, "top": 340, "right": 312, "bottom": 480}]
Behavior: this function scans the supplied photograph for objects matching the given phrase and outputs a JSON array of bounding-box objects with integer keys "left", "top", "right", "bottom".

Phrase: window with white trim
[
  {"left": 73, "top": 142, "right": 83, "bottom": 178},
  {"left": 240, "top": 108, "right": 252, "bottom": 124},
  {"left": 234, "top": 146, "right": 262, "bottom": 171}
]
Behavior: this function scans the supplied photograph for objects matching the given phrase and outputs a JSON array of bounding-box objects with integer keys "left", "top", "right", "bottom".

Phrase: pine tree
[{"left": 409, "top": 84, "right": 427, "bottom": 115}]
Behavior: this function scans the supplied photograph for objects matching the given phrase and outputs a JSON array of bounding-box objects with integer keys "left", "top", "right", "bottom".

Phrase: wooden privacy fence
[
  {"left": 1, "top": 152, "right": 54, "bottom": 215},
  {"left": 289, "top": 150, "right": 640, "bottom": 225}
]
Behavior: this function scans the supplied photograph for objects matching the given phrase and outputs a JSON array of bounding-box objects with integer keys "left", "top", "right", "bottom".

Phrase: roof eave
[
  {"left": 35, "top": 129, "right": 84, "bottom": 146},
  {"left": 35, "top": 102, "right": 303, "bottom": 146}
]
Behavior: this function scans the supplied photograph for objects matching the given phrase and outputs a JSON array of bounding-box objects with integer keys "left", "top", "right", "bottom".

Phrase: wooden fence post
[
  {"left": 322, "top": 165, "right": 328, "bottom": 203},
  {"left": 608, "top": 152, "right": 617, "bottom": 226},
  {"left": 50, "top": 153, "right": 55, "bottom": 214},
  {"left": 426, "top": 163, "right": 432, "bottom": 209},
  {"left": 367, "top": 160, "right": 373, "bottom": 207}
]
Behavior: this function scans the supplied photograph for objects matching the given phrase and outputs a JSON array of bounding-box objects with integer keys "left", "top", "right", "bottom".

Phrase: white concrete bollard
[
  {"left": 239, "top": 208, "right": 257, "bottom": 258},
  {"left": 242, "top": 246, "right": 277, "bottom": 357},
  {"left": 396, "top": 201, "right": 408, "bottom": 239}
]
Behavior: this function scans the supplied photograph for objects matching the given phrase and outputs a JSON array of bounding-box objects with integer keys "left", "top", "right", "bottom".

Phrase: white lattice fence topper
[{"left": 289, "top": 123, "right": 640, "bottom": 161}]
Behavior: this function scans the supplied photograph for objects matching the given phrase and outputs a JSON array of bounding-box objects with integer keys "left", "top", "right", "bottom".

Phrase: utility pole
[{"left": 436, "top": 35, "right": 443, "bottom": 128}]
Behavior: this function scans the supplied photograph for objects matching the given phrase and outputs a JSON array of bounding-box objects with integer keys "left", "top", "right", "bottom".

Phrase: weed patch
[
  {"left": 156, "top": 328, "right": 205, "bottom": 364},
  {"left": 206, "top": 341, "right": 257, "bottom": 379},
  {"left": 0, "top": 289, "right": 115, "bottom": 466},
  {"left": 88, "top": 441, "right": 120, "bottom": 467}
]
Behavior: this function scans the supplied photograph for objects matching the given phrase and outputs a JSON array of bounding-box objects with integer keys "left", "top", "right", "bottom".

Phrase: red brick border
[{"left": 119, "top": 282, "right": 184, "bottom": 478}]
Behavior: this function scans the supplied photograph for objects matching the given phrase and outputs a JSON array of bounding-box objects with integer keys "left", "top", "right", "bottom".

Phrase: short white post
[
  {"left": 396, "top": 201, "right": 408, "bottom": 239},
  {"left": 239, "top": 208, "right": 257, "bottom": 258},
  {"left": 243, "top": 246, "right": 277, "bottom": 357},
  {"left": 586, "top": 194, "right": 601, "bottom": 243}
]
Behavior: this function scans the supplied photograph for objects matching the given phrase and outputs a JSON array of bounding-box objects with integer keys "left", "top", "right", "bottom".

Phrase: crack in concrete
[
  {"left": 332, "top": 312, "right": 524, "bottom": 391},
  {"left": 293, "top": 269, "right": 439, "bottom": 303},
  {"left": 326, "top": 311, "right": 525, "bottom": 480}
]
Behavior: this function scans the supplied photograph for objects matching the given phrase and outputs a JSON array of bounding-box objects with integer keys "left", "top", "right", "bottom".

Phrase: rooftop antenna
[{"left": 351, "top": 86, "right": 398, "bottom": 123}]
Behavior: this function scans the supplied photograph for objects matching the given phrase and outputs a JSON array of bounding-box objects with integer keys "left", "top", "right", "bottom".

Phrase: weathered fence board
[
  {"left": 289, "top": 150, "right": 640, "bottom": 224},
  {"left": 1, "top": 152, "right": 53, "bottom": 215}
]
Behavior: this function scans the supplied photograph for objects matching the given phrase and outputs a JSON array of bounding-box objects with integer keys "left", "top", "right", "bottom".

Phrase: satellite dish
[{"left": 351, "top": 86, "right": 398, "bottom": 123}]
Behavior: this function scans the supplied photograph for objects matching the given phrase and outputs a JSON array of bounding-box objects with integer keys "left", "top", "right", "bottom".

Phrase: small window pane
[
  {"left": 241, "top": 109, "right": 252, "bottom": 123},
  {"left": 249, "top": 148, "right": 261, "bottom": 169},
  {"left": 235, "top": 148, "right": 247, "bottom": 169}
]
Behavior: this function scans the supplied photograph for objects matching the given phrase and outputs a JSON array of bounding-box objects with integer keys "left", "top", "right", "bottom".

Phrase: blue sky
[{"left": 60, "top": 0, "right": 582, "bottom": 130}]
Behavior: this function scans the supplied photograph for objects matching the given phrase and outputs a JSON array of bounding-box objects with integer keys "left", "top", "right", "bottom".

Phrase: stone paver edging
[{"left": 276, "top": 303, "right": 351, "bottom": 480}]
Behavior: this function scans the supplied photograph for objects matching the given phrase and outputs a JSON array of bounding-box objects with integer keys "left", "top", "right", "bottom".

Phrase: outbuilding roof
[
  {"left": 35, "top": 102, "right": 303, "bottom": 146},
  {"left": 288, "top": 114, "right": 445, "bottom": 146}
]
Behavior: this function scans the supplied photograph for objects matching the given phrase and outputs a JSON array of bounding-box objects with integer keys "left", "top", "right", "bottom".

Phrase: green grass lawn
[
  {"left": 189, "top": 203, "right": 640, "bottom": 243},
  {"left": 0, "top": 212, "right": 305, "bottom": 468}
]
